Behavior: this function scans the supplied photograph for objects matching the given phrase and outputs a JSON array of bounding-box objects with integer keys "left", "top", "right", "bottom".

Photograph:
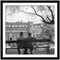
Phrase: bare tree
[
  {"left": 18, "top": 5, "right": 54, "bottom": 24},
  {"left": 31, "top": 6, "right": 54, "bottom": 24},
  {"left": 30, "top": 5, "right": 54, "bottom": 41},
  {"left": 18, "top": 5, "right": 54, "bottom": 41}
]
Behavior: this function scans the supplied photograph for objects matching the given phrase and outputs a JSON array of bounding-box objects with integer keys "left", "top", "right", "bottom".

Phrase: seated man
[
  {"left": 24, "top": 33, "right": 36, "bottom": 54},
  {"left": 17, "top": 32, "right": 25, "bottom": 54}
]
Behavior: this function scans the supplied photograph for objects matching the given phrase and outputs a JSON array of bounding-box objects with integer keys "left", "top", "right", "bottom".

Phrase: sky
[{"left": 5, "top": 5, "right": 55, "bottom": 24}]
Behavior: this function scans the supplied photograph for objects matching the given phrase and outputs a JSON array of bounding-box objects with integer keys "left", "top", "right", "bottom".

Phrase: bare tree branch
[
  {"left": 18, "top": 10, "right": 35, "bottom": 15},
  {"left": 47, "top": 6, "right": 54, "bottom": 24},
  {"left": 17, "top": 5, "right": 54, "bottom": 24},
  {"left": 31, "top": 5, "right": 54, "bottom": 24},
  {"left": 46, "top": 15, "right": 52, "bottom": 22},
  {"left": 30, "top": 6, "right": 54, "bottom": 40},
  {"left": 31, "top": 6, "right": 36, "bottom": 14}
]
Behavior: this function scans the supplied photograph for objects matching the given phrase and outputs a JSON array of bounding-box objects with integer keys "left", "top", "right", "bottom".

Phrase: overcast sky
[{"left": 5, "top": 5, "right": 54, "bottom": 24}]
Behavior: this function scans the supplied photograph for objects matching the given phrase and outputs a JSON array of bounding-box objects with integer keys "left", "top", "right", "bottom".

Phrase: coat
[
  {"left": 17, "top": 37, "right": 25, "bottom": 49},
  {"left": 24, "top": 37, "right": 35, "bottom": 49}
]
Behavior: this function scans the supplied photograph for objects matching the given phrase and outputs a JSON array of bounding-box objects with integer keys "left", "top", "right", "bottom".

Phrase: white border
[{"left": 3, "top": 3, "right": 57, "bottom": 57}]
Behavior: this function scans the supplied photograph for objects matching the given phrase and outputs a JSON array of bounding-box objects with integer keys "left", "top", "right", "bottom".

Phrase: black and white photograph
[{"left": 2, "top": 2, "right": 58, "bottom": 58}]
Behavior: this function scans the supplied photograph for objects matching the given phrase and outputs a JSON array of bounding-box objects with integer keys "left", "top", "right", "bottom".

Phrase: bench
[{"left": 6, "top": 39, "right": 54, "bottom": 54}]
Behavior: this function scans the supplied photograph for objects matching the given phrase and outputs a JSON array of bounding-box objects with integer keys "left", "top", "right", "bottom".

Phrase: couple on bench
[{"left": 17, "top": 32, "right": 36, "bottom": 54}]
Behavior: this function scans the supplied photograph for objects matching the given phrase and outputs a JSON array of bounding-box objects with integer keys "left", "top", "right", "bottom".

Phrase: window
[
  {"left": 25, "top": 25, "right": 28, "bottom": 27},
  {"left": 22, "top": 25, "right": 24, "bottom": 27},
  {"left": 12, "top": 25, "right": 15, "bottom": 27},
  {"left": 19, "top": 25, "right": 21, "bottom": 27},
  {"left": 15, "top": 25, "right": 18, "bottom": 27},
  {"left": 7, "top": 25, "right": 11, "bottom": 27}
]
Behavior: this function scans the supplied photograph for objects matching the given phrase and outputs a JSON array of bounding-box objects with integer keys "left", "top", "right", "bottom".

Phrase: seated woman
[{"left": 17, "top": 32, "right": 25, "bottom": 54}]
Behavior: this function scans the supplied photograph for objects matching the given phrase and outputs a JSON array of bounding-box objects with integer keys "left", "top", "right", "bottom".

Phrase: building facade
[{"left": 6, "top": 21, "right": 43, "bottom": 41}]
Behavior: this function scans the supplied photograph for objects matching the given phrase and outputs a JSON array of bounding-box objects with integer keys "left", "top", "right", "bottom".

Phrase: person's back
[
  {"left": 26, "top": 36, "right": 35, "bottom": 48},
  {"left": 17, "top": 32, "right": 25, "bottom": 54},
  {"left": 24, "top": 33, "right": 36, "bottom": 54},
  {"left": 17, "top": 36, "right": 25, "bottom": 48}
]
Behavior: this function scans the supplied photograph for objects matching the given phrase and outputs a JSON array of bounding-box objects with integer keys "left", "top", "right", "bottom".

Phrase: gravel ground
[{"left": 6, "top": 48, "right": 54, "bottom": 54}]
